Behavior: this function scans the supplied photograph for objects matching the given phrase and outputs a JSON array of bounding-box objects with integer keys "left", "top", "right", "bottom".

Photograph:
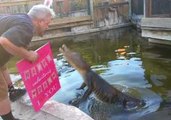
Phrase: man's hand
[{"left": 28, "top": 50, "right": 39, "bottom": 62}]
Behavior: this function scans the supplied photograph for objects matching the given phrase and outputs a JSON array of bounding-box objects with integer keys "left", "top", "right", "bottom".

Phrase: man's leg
[
  {"left": 1, "top": 65, "right": 26, "bottom": 102},
  {"left": 0, "top": 68, "right": 18, "bottom": 120},
  {"left": 0, "top": 98, "right": 17, "bottom": 120}
]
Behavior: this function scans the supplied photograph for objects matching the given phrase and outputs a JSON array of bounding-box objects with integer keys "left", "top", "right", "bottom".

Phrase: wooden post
[
  {"left": 144, "top": 0, "right": 152, "bottom": 17},
  {"left": 148, "top": 0, "right": 152, "bottom": 17}
]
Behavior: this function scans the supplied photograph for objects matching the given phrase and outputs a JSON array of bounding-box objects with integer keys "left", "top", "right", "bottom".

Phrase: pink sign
[{"left": 16, "top": 42, "right": 60, "bottom": 111}]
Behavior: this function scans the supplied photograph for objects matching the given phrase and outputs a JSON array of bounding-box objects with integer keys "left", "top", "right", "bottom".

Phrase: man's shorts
[{"left": 0, "top": 67, "right": 8, "bottom": 101}]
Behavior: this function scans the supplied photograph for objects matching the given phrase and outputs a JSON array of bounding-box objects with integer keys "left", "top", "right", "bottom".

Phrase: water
[{"left": 10, "top": 27, "right": 171, "bottom": 120}]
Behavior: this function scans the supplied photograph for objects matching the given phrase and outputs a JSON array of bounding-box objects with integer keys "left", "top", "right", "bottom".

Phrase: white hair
[{"left": 28, "top": 4, "right": 55, "bottom": 20}]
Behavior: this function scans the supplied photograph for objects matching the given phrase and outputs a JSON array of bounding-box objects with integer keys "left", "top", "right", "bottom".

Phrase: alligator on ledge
[{"left": 59, "top": 44, "right": 145, "bottom": 108}]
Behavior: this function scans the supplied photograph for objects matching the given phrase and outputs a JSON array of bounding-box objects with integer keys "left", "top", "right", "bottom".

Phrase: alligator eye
[{"left": 125, "top": 101, "right": 138, "bottom": 110}]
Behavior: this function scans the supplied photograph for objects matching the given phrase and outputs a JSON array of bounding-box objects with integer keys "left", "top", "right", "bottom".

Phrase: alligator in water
[{"left": 59, "top": 44, "right": 145, "bottom": 108}]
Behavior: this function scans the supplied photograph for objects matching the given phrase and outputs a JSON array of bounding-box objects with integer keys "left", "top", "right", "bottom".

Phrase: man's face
[{"left": 36, "top": 16, "right": 51, "bottom": 37}]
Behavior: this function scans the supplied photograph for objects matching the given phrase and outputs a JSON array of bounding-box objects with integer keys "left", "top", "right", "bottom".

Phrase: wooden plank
[
  {"left": 48, "top": 21, "right": 93, "bottom": 30},
  {"left": 95, "top": 1, "right": 128, "bottom": 8},
  {"left": 50, "top": 16, "right": 92, "bottom": 26}
]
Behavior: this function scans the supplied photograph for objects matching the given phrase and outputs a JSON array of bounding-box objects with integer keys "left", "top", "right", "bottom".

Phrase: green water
[{"left": 9, "top": 27, "right": 171, "bottom": 120}]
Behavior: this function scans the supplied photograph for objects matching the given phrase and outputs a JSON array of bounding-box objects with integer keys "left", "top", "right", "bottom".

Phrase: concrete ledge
[
  {"left": 7, "top": 99, "right": 93, "bottom": 120},
  {"left": 148, "top": 38, "right": 171, "bottom": 45},
  {"left": 141, "top": 18, "right": 171, "bottom": 45},
  {"left": 141, "top": 18, "right": 171, "bottom": 30},
  {"left": 142, "top": 29, "right": 171, "bottom": 41}
]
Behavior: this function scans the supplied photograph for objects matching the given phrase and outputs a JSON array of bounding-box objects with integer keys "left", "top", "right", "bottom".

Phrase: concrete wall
[{"left": 141, "top": 18, "right": 171, "bottom": 44}]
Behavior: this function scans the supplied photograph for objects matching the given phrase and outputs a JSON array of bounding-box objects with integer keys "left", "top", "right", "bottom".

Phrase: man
[{"left": 0, "top": 4, "right": 54, "bottom": 120}]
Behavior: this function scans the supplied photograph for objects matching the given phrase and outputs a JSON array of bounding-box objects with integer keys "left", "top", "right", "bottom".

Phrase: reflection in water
[
  {"left": 102, "top": 58, "right": 150, "bottom": 88},
  {"left": 10, "top": 28, "right": 171, "bottom": 119}
]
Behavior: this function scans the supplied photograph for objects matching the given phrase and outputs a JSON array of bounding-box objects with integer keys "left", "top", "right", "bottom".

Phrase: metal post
[
  {"left": 87, "top": 0, "right": 94, "bottom": 17},
  {"left": 87, "top": 0, "right": 94, "bottom": 26},
  {"left": 144, "top": 0, "right": 147, "bottom": 17},
  {"left": 128, "top": 0, "right": 132, "bottom": 19}
]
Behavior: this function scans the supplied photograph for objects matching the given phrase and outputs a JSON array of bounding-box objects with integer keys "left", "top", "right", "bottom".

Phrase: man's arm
[{"left": 0, "top": 37, "right": 38, "bottom": 62}]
